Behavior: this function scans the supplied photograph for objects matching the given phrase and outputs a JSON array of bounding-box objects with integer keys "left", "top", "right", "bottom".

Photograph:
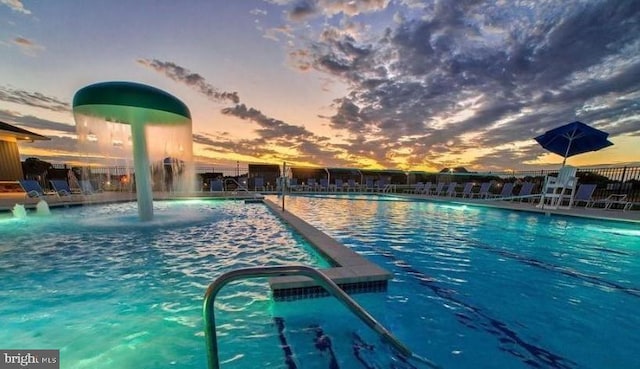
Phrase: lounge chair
[
  {"left": 430, "top": 182, "right": 446, "bottom": 196},
  {"left": 458, "top": 182, "right": 475, "bottom": 198},
  {"left": 49, "top": 179, "right": 75, "bottom": 197},
  {"left": 19, "top": 179, "right": 53, "bottom": 198},
  {"left": 333, "top": 179, "right": 343, "bottom": 192},
  {"left": 539, "top": 166, "right": 578, "bottom": 209},
  {"left": 492, "top": 182, "right": 514, "bottom": 198},
  {"left": 306, "top": 178, "right": 318, "bottom": 191},
  {"left": 444, "top": 182, "right": 458, "bottom": 197},
  {"left": 405, "top": 182, "right": 424, "bottom": 194},
  {"left": 210, "top": 179, "right": 224, "bottom": 192},
  {"left": 254, "top": 177, "right": 265, "bottom": 191},
  {"left": 347, "top": 179, "right": 357, "bottom": 192},
  {"left": 319, "top": 178, "right": 329, "bottom": 192},
  {"left": 421, "top": 182, "right": 433, "bottom": 195},
  {"left": 572, "top": 184, "right": 597, "bottom": 208},
  {"left": 288, "top": 178, "right": 300, "bottom": 191},
  {"left": 472, "top": 182, "right": 492, "bottom": 198},
  {"left": 514, "top": 182, "right": 535, "bottom": 202},
  {"left": 593, "top": 194, "right": 633, "bottom": 211}
]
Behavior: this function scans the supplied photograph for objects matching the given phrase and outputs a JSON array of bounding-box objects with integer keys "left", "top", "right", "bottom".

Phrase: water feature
[
  {"left": 11, "top": 204, "right": 27, "bottom": 218},
  {"left": 36, "top": 200, "right": 50, "bottom": 215},
  {"left": 73, "top": 81, "right": 193, "bottom": 221}
]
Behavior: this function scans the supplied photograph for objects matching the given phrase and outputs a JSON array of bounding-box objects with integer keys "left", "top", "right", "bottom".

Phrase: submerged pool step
[{"left": 273, "top": 317, "right": 419, "bottom": 369}]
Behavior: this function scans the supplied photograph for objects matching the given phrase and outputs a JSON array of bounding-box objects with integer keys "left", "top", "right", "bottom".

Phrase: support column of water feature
[
  {"left": 130, "top": 111, "right": 154, "bottom": 220},
  {"left": 73, "top": 81, "right": 192, "bottom": 221}
]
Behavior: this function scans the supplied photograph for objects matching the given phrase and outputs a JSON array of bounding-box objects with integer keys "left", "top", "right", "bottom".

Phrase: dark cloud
[
  {"left": 0, "top": 86, "right": 69, "bottom": 112},
  {"left": 0, "top": 110, "right": 76, "bottom": 134},
  {"left": 137, "top": 59, "right": 240, "bottom": 104},
  {"left": 286, "top": 0, "right": 640, "bottom": 169},
  {"left": 289, "top": 0, "right": 317, "bottom": 21}
]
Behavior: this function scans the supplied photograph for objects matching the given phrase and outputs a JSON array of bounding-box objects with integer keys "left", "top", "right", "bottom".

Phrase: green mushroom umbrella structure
[{"left": 73, "top": 81, "right": 192, "bottom": 221}]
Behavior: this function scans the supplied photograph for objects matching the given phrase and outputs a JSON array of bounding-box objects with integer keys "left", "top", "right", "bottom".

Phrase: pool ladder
[{"left": 203, "top": 265, "right": 441, "bottom": 369}]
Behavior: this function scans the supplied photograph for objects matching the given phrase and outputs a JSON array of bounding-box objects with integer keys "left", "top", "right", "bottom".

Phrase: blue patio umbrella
[{"left": 534, "top": 121, "right": 614, "bottom": 166}]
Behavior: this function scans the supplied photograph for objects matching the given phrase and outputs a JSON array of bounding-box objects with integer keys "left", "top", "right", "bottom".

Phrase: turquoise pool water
[
  {"left": 277, "top": 195, "right": 640, "bottom": 369},
  {"left": 3, "top": 196, "right": 639, "bottom": 369},
  {"left": 0, "top": 200, "right": 330, "bottom": 369}
]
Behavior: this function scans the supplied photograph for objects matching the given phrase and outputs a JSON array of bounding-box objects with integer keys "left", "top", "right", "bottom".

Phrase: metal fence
[{"left": 48, "top": 162, "right": 639, "bottom": 203}]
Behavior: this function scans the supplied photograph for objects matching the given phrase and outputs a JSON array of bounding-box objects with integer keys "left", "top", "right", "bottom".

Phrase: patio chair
[
  {"left": 492, "top": 182, "right": 514, "bottom": 199},
  {"left": 254, "top": 177, "right": 265, "bottom": 191},
  {"left": 539, "top": 166, "right": 578, "bottom": 209},
  {"left": 458, "top": 182, "right": 475, "bottom": 198},
  {"left": 472, "top": 182, "right": 492, "bottom": 198},
  {"left": 572, "top": 184, "right": 597, "bottom": 208},
  {"left": 430, "top": 182, "right": 446, "bottom": 196},
  {"left": 405, "top": 182, "right": 424, "bottom": 194},
  {"left": 319, "top": 178, "right": 329, "bottom": 192},
  {"left": 210, "top": 179, "right": 224, "bottom": 192},
  {"left": 49, "top": 179, "right": 75, "bottom": 197},
  {"left": 514, "top": 182, "right": 535, "bottom": 202},
  {"left": 333, "top": 179, "right": 344, "bottom": 192},
  {"left": 19, "top": 179, "right": 53, "bottom": 198},
  {"left": 421, "top": 182, "right": 433, "bottom": 195},
  {"left": 444, "top": 182, "right": 458, "bottom": 197},
  {"left": 347, "top": 179, "right": 357, "bottom": 192}
]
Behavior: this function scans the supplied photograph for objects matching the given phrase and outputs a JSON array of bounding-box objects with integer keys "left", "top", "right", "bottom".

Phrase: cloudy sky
[{"left": 1, "top": 0, "right": 638, "bottom": 172}]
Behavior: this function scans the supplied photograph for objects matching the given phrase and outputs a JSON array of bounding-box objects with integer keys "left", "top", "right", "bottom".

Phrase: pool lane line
[
  {"left": 274, "top": 317, "right": 298, "bottom": 369},
  {"left": 374, "top": 248, "right": 577, "bottom": 369},
  {"left": 453, "top": 236, "right": 640, "bottom": 298},
  {"left": 351, "top": 332, "right": 419, "bottom": 369}
]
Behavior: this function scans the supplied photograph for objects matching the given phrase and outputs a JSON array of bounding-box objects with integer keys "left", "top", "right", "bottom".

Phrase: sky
[{"left": 1, "top": 0, "right": 639, "bottom": 172}]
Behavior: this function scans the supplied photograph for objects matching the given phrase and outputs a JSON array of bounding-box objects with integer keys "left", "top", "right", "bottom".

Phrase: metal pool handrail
[{"left": 203, "top": 265, "right": 440, "bottom": 369}]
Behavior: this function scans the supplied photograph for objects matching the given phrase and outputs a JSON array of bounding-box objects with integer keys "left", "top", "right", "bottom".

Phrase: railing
[
  {"left": 203, "top": 265, "right": 440, "bottom": 369},
  {"left": 42, "top": 163, "right": 640, "bottom": 204}
]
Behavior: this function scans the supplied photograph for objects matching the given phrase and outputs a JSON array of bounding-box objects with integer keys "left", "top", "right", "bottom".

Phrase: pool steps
[{"left": 203, "top": 265, "right": 440, "bottom": 369}]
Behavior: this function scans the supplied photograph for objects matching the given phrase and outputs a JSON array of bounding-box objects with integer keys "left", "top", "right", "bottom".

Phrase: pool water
[
  {"left": 0, "top": 200, "right": 330, "bottom": 369},
  {"left": 277, "top": 195, "right": 640, "bottom": 369},
  {"left": 3, "top": 196, "right": 639, "bottom": 369}
]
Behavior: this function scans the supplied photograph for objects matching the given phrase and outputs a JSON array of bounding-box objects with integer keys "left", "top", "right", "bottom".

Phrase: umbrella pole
[{"left": 562, "top": 136, "right": 573, "bottom": 167}]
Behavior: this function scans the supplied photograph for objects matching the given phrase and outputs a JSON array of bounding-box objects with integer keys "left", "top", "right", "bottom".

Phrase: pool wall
[{"left": 262, "top": 199, "right": 392, "bottom": 300}]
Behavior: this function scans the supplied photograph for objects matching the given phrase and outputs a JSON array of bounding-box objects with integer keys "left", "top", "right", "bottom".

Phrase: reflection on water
[{"left": 0, "top": 199, "right": 329, "bottom": 369}]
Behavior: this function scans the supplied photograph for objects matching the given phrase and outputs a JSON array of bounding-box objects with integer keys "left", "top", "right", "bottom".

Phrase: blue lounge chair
[
  {"left": 515, "top": 182, "right": 535, "bottom": 202},
  {"left": 19, "top": 179, "right": 52, "bottom": 198},
  {"left": 254, "top": 177, "right": 265, "bottom": 191},
  {"left": 572, "top": 183, "right": 597, "bottom": 208},
  {"left": 49, "top": 179, "right": 74, "bottom": 197},
  {"left": 347, "top": 179, "right": 357, "bottom": 192},
  {"left": 458, "top": 182, "right": 475, "bottom": 198},
  {"left": 430, "top": 182, "right": 446, "bottom": 196},
  {"left": 333, "top": 179, "right": 343, "bottom": 192},
  {"left": 210, "top": 179, "right": 224, "bottom": 192},
  {"left": 492, "top": 182, "right": 514, "bottom": 198},
  {"left": 472, "top": 182, "right": 492, "bottom": 198},
  {"left": 444, "top": 182, "right": 458, "bottom": 197}
]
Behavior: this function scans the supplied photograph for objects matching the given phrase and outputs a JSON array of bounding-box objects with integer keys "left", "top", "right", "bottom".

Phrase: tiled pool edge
[{"left": 262, "top": 199, "right": 392, "bottom": 301}]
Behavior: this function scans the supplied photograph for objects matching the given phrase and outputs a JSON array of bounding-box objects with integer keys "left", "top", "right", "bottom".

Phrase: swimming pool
[
  {"left": 276, "top": 194, "right": 640, "bottom": 369},
  {"left": 3, "top": 196, "right": 639, "bottom": 369},
  {"left": 0, "top": 200, "right": 331, "bottom": 369}
]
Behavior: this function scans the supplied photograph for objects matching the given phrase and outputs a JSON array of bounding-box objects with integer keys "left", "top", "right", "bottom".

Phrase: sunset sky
[{"left": 1, "top": 0, "right": 639, "bottom": 172}]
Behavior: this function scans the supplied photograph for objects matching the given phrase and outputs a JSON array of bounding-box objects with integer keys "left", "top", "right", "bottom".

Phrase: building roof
[{"left": 0, "top": 121, "right": 50, "bottom": 141}]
